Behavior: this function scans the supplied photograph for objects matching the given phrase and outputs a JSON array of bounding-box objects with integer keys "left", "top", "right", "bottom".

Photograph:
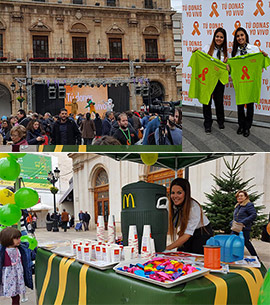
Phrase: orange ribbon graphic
[
  {"left": 254, "top": 0, "right": 265, "bottom": 16},
  {"left": 199, "top": 68, "right": 208, "bottom": 81},
  {"left": 192, "top": 21, "right": 201, "bottom": 36},
  {"left": 254, "top": 40, "right": 262, "bottom": 51},
  {"left": 209, "top": 2, "right": 219, "bottom": 17},
  {"left": 241, "top": 66, "right": 250, "bottom": 80},
  {"left": 232, "top": 21, "right": 241, "bottom": 35}
]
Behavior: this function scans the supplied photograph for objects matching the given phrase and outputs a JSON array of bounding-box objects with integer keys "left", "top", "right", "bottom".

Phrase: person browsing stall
[
  {"left": 231, "top": 190, "right": 257, "bottom": 256},
  {"left": 166, "top": 178, "right": 213, "bottom": 254}
]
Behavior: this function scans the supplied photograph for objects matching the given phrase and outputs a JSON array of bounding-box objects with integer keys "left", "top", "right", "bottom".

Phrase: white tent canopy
[{"left": 28, "top": 203, "right": 53, "bottom": 212}]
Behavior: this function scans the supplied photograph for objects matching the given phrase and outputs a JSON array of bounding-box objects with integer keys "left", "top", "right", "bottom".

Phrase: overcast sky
[{"left": 171, "top": 0, "right": 182, "bottom": 12}]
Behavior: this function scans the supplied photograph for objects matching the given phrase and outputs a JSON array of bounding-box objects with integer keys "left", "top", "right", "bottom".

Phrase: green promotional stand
[{"left": 36, "top": 248, "right": 266, "bottom": 305}]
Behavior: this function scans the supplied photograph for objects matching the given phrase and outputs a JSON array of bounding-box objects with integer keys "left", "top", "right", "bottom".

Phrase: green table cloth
[{"left": 35, "top": 248, "right": 266, "bottom": 305}]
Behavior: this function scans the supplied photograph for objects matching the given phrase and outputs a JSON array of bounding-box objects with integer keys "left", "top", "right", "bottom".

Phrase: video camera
[{"left": 149, "top": 99, "right": 181, "bottom": 122}]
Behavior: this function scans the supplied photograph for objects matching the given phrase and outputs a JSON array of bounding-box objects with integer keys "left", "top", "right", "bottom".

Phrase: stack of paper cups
[
  {"left": 128, "top": 225, "right": 139, "bottom": 258},
  {"left": 142, "top": 225, "right": 152, "bottom": 238},
  {"left": 102, "top": 245, "right": 111, "bottom": 263},
  {"left": 97, "top": 215, "right": 105, "bottom": 242},
  {"left": 150, "top": 238, "right": 156, "bottom": 255},
  {"left": 107, "top": 215, "right": 116, "bottom": 244},
  {"left": 82, "top": 245, "right": 91, "bottom": 262},
  {"left": 123, "top": 246, "right": 134, "bottom": 260}
]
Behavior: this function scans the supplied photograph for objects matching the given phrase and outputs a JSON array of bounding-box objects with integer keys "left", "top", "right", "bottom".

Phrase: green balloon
[
  {"left": 21, "top": 235, "right": 38, "bottom": 250},
  {"left": 0, "top": 204, "right": 21, "bottom": 226},
  {"left": 8, "top": 153, "right": 26, "bottom": 160},
  {"left": 15, "top": 187, "right": 39, "bottom": 209},
  {"left": 258, "top": 268, "right": 270, "bottom": 305},
  {"left": 0, "top": 158, "right": 21, "bottom": 181}
]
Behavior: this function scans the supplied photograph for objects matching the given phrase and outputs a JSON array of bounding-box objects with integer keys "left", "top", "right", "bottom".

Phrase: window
[
  {"left": 109, "top": 38, "right": 122, "bottom": 59},
  {"left": 33, "top": 0, "right": 45, "bottom": 2},
  {"left": 145, "top": 39, "right": 158, "bottom": 59},
  {"left": 73, "top": 0, "right": 83, "bottom": 4},
  {"left": 72, "top": 37, "right": 87, "bottom": 58},
  {"left": 107, "top": 0, "right": 116, "bottom": 6},
  {"left": 145, "top": 0, "right": 153, "bottom": 9},
  {"left": 0, "top": 34, "right": 3, "bottom": 57},
  {"left": 33, "top": 36, "right": 48, "bottom": 58},
  {"left": 95, "top": 169, "right": 109, "bottom": 186}
]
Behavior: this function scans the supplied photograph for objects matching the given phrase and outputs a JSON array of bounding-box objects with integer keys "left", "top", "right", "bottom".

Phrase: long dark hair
[
  {"left": 169, "top": 178, "right": 203, "bottom": 241},
  {"left": 86, "top": 112, "right": 90, "bottom": 120},
  {"left": 26, "top": 119, "right": 44, "bottom": 133},
  {"left": 208, "top": 27, "right": 228, "bottom": 59},
  {"left": 231, "top": 27, "right": 249, "bottom": 57}
]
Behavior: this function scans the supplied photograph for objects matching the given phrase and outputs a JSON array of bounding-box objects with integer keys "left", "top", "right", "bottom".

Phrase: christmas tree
[{"left": 203, "top": 156, "right": 267, "bottom": 238}]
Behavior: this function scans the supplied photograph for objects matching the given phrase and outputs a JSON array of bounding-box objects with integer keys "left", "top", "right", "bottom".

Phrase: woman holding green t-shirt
[
  {"left": 231, "top": 27, "right": 268, "bottom": 137},
  {"left": 201, "top": 28, "right": 228, "bottom": 134}
]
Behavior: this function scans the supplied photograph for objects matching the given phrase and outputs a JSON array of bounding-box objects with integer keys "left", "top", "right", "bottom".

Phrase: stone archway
[{"left": 0, "top": 84, "right": 12, "bottom": 117}]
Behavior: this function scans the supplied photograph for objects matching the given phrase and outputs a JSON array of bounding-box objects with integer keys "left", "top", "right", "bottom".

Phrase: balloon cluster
[{"left": 0, "top": 154, "right": 39, "bottom": 227}]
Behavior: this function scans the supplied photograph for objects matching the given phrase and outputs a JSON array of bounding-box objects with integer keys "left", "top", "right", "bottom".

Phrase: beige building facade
[{"left": 0, "top": 0, "right": 178, "bottom": 116}]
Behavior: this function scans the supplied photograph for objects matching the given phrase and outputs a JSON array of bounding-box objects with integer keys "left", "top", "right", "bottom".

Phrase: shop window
[
  {"left": 72, "top": 37, "right": 87, "bottom": 58},
  {"left": 107, "top": 0, "right": 116, "bottom": 6},
  {"left": 109, "top": 38, "right": 122, "bottom": 59},
  {"left": 145, "top": 39, "right": 158, "bottom": 59},
  {"left": 33, "top": 36, "right": 48, "bottom": 58}
]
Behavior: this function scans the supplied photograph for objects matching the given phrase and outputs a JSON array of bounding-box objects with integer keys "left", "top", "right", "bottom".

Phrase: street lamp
[
  {"left": 10, "top": 81, "right": 27, "bottom": 108},
  {"left": 47, "top": 167, "right": 60, "bottom": 232}
]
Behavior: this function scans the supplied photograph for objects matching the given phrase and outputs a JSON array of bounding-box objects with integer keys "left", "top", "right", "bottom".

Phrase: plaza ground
[{"left": 1, "top": 227, "right": 270, "bottom": 305}]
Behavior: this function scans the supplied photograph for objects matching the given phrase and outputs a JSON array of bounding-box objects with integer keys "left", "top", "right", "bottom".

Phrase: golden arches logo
[{"left": 123, "top": 193, "right": 135, "bottom": 209}]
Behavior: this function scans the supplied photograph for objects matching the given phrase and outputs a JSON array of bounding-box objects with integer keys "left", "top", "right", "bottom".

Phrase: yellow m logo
[{"left": 123, "top": 193, "right": 135, "bottom": 209}]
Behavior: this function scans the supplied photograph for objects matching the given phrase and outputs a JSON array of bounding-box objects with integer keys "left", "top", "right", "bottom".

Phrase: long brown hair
[
  {"left": 231, "top": 27, "right": 249, "bottom": 57},
  {"left": 168, "top": 178, "right": 203, "bottom": 241},
  {"left": 208, "top": 27, "right": 228, "bottom": 59}
]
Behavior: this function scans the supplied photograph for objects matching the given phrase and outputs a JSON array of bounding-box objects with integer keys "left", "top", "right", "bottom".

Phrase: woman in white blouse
[
  {"left": 201, "top": 27, "right": 228, "bottom": 134},
  {"left": 166, "top": 178, "right": 213, "bottom": 254}
]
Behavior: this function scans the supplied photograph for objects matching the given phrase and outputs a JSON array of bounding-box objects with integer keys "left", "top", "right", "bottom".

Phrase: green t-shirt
[
  {"left": 188, "top": 50, "right": 229, "bottom": 105},
  {"left": 228, "top": 53, "right": 270, "bottom": 105}
]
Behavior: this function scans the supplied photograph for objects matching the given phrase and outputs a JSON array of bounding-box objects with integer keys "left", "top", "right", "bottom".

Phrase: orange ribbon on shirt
[
  {"left": 232, "top": 21, "right": 241, "bottom": 35},
  {"left": 192, "top": 21, "right": 201, "bottom": 36},
  {"left": 241, "top": 66, "right": 251, "bottom": 80},
  {"left": 253, "top": 0, "right": 265, "bottom": 16},
  {"left": 199, "top": 68, "right": 208, "bottom": 81},
  {"left": 209, "top": 2, "right": 219, "bottom": 17}
]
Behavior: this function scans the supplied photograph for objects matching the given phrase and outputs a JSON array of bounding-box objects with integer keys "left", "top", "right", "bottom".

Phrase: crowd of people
[{"left": 0, "top": 106, "right": 182, "bottom": 148}]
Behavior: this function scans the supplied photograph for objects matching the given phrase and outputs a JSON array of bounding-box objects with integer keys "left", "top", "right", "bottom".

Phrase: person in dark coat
[
  {"left": 232, "top": 190, "right": 257, "bottom": 256},
  {"left": 94, "top": 113, "right": 103, "bottom": 137},
  {"left": 51, "top": 108, "right": 81, "bottom": 145},
  {"left": 81, "top": 113, "right": 96, "bottom": 145},
  {"left": 102, "top": 111, "right": 114, "bottom": 136},
  {"left": 26, "top": 119, "right": 46, "bottom": 145},
  {"left": 17, "top": 109, "right": 31, "bottom": 128},
  {"left": 84, "top": 211, "right": 91, "bottom": 231},
  {"left": 78, "top": 210, "right": 86, "bottom": 230}
]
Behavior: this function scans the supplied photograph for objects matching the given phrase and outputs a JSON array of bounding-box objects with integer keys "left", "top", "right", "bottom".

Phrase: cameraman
[
  {"left": 26, "top": 119, "right": 46, "bottom": 145},
  {"left": 154, "top": 108, "right": 182, "bottom": 145}
]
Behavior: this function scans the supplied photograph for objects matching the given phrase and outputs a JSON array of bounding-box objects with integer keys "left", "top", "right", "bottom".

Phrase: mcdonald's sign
[{"left": 123, "top": 193, "right": 135, "bottom": 209}]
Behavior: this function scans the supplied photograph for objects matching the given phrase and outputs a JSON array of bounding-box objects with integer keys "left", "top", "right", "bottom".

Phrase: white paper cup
[
  {"left": 128, "top": 225, "right": 138, "bottom": 240},
  {"left": 97, "top": 215, "right": 105, "bottom": 227},
  {"left": 150, "top": 238, "right": 156, "bottom": 255},
  {"left": 95, "top": 245, "right": 103, "bottom": 261},
  {"left": 142, "top": 225, "right": 152, "bottom": 238},
  {"left": 110, "top": 247, "right": 121, "bottom": 263},
  {"left": 123, "top": 246, "right": 134, "bottom": 260},
  {"left": 102, "top": 245, "right": 111, "bottom": 263},
  {"left": 82, "top": 246, "right": 91, "bottom": 262},
  {"left": 76, "top": 245, "right": 83, "bottom": 260}
]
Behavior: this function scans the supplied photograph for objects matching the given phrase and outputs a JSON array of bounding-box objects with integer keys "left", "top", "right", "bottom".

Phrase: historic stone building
[{"left": 0, "top": 0, "right": 178, "bottom": 116}]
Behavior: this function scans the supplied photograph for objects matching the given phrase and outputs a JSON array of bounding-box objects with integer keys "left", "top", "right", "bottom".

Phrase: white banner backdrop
[{"left": 182, "top": 0, "right": 270, "bottom": 116}]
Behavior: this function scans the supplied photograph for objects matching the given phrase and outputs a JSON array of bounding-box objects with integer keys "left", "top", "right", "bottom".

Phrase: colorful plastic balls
[
  {"left": 0, "top": 189, "right": 15, "bottom": 205},
  {"left": 0, "top": 158, "right": 21, "bottom": 181},
  {"left": 0, "top": 204, "right": 21, "bottom": 226},
  {"left": 21, "top": 235, "right": 38, "bottom": 250},
  {"left": 140, "top": 153, "right": 158, "bottom": 166},
  {"left": 8, "top": 153, "right": 26, "bottom": 160},
  {"left": 15, "top": 187, "right": 39, "bottom": 209}
]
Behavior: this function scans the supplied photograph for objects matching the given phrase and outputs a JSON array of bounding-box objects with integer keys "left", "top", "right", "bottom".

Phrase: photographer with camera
[
  {"left": 145, "top": 100, "right": 181, "bottom": 145},
  {"left": 26, "top": 119, "right": 46, "bottom": 145},
  {"left": 154, "top": 108, "right": 182, "bottom": 145}
]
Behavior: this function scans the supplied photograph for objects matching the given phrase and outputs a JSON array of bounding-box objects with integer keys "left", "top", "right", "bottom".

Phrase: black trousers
[
  {"left": 237, "top": 103, "right": 254, "bottom": 130},
  {"left": 177, "top": 223, "right": 213, "bottom": 254},
  {"left": 233, "top": 230, "right": 258, "bottom": 256},
  {"left": 203, "top": 81, "right": 225, "bottom": 129}
]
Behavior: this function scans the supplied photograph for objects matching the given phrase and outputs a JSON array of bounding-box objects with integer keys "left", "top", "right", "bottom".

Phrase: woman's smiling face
[
  {"left": 171, "top": 185, "right": 185, "bottom": 206},
  {"left": 236, "top": 30, "right": 247, "bottom": 46}
]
